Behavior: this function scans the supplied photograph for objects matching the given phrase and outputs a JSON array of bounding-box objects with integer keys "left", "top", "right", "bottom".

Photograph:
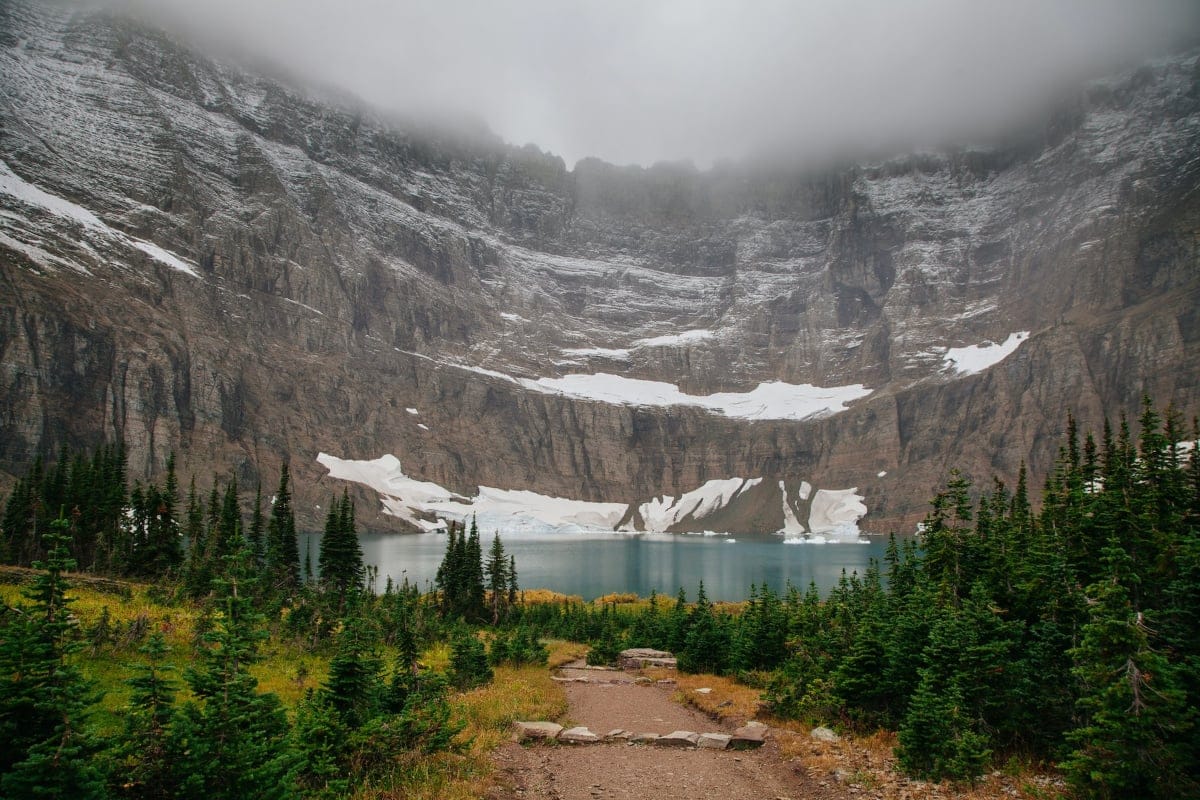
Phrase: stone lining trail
[{"left": 490, "top": 658, "right": 849, "bottom": 800}]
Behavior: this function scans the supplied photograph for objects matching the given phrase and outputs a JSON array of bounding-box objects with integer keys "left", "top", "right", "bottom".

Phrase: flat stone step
[
  {"left": 656, "top": 730, "right": 700, "bottom": 748},
  {"left": 730, "top": 721, "right": 768, "bottom": 750},
  {"left": 513, "top": 721, "right": 563, "bottom": 742},
  {"left": 698, "top": 732, "right": 732, "bottom": 750},
  {"left": 559, "top": 726, "right": 602, "bottom": 744}
]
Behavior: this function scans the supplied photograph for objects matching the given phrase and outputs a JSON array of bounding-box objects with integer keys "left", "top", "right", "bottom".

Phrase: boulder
[
  {"left": 656, "top": 730, "right": 700, "bottom": 748},
  {"left": 810, "top": 726, "right": 840, "bottom": 742},
  {"left": 619, "top": 648, "right": 678, "bottom": 670},
  {"left": 730, "top": 723, "right": 767, "bottom": 750},
  {"left": 559, "top": 726, "right": 601, "bottom": 744},
  {"left": 697, "top": 732, "right": 731, "bottom": 750},
  {"left": 513, "top": 721, "right": 563, "bottom": 742}
]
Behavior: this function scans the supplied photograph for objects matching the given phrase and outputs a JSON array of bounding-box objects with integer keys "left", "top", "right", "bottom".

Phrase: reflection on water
[{"left": 304, "top": 529, "right": 895, "bottom": 601}]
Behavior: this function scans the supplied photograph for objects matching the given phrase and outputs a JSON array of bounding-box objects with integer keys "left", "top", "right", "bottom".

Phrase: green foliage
[
  {"left": 169, "top": 553, "right": 297, "bottom": 800},
  {"left": 108, "top": 633, "right": 178, "bottom": 799},
  {"left": 489, "top": 626, "right": 549, "bottom": 667},
  {"left": 507, "top": 401, "right": 1199, "bottom": 792},
  {"left": 266, "top": 464, "right": 300, "bottom": 593},
  {"left": 0, "top": 515, "right": 107, "bottom": 798},
  {"left": 317, "top": 490, "right": 365, "bottom": 604},
  {"left": 584, "top": 616, "right": 623, "bottom": 666},
  {"left": 449, "top": 628, "right": 493, "bottom": 690},
  {"left": 678, "top": 582, "right": 730, "bottom": 674},
  {"left": 897, "top": 680, "right": 991, "bottom": 782},
  {"left": 435, "top": 519, "right": 520, "bottom": 624}
]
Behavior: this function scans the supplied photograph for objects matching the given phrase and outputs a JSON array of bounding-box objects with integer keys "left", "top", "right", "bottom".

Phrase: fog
[{"left": 111, "top": 0, "right": 1200, "bottom": 168}]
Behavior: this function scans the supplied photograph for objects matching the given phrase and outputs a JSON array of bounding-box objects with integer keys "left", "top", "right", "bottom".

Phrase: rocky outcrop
[
  {"left": 618, "top": 649, "right": 678, "bottom": 670},
  {"left": 1, "top": 0, "right": 1198, "bottom": 532}
]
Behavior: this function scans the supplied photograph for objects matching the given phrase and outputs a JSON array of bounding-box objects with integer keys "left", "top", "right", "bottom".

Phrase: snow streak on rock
[
  {"left": 320, "top": 453, "right": 868, "bottom": 537},
  {"left": 943, "top": 331, "right": 1030, "bottom": 375}
]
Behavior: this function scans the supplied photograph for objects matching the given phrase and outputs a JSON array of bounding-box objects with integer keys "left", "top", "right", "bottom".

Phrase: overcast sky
[{"left": 115, "top": 0, "right": 1200, "bottom": 168}]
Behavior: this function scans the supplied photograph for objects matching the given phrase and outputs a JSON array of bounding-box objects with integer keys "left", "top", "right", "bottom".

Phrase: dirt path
[{"left": 491, "top": 664, "right": 845, "bottom": 800}]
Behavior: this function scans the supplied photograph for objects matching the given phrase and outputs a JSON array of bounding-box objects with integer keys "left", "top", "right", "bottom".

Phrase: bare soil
[{"left": 490, "top": 667, "right": 845, "bottom": 800}]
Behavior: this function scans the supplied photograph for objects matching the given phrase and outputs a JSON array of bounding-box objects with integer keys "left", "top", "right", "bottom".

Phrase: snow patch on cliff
[
  {"left": 1, "top": 159, "right": 200, "bottom": 277},
  {"left": 634, "top": 329, "right": 715, "bottom": 347},
  {"left": 317, "top": 453, "right": 467, "bottom": 532},
  {"left": 0, "top": 160, "right": 104, "bottom": 229},
  {"left": 779, "top": 480, "right": 807, "bottom": 536},
  {"left": 943, "top": 331, "right": 1029, "bottom": 375},
  {"left": 524, "top": 373, "right": 871, "bottom": 421},
  {"left": 561, "top": 346, "right": 632, "bottom": 359},
  {"left": 809, "top": 488, "right": 869, "bottom": 536},
  {"left": 635, "top": 478, "right": 762, "bottom": 531},
  {"left": 319, "top": 453, "right": 871, "bottom": 537}
]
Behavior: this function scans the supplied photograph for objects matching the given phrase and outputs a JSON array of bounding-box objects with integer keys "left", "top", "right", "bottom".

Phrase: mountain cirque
[{"left": 1, "top": 0, "right": 1198, "bottom": 534}]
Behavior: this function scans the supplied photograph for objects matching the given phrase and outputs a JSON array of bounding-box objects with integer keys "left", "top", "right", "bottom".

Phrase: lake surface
[{"left": 304, "top": 530, "right": 894, "bottom": 601}]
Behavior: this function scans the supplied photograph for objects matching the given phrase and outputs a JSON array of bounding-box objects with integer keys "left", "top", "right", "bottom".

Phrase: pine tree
[
  {"left": 508, "top": 553, "right": 519, "bottom": 606},
  {"left": 0, "top": 514, "right": 106, "bottom": 798},
  {"left": 266, "top": 464, "right": 300, "bottom": 592},
  {"left": 247, "top": 482, "right": 265, "bottom": 568},
  {"left": 666, "top": 587, "right": 690, "bottom": 654},
  {"left": 485, "top": 533, "right": 510, "bottom": 624},
  {"left": 679, "top": 582, "right": 729, "bottom": 674},
  {"left": 170, "top": 552, "right": 296, "bottom": 800},
  {"left": 1063, "top": 537, "right": 1196, "bottom": 799},
  {"left": 449, "top": 627, "right": 493, "bottom": 689},
  {"left": 321, "top": 619, "right": 383, "bottom": 729},
  {"left": 318, "top": 490, "right": 364, "bottom": 603},
  {"left": 465, "top": 517, "right": 485, "bottom": 621},
  {"left": 109, "top": 632, "right": 179, "bottom": 799}
]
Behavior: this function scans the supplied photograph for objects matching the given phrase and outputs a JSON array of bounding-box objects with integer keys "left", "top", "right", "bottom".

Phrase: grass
[
  {"left": 5, "top": 572, "right": 584, "bottom": 799},
  {"left": 651, "top": 659, "right": 1062, "bottom": 800},
  {"left": 359, "top": 640, "right": 575, "bottom": 799},
  {"left": 665, "top": 670, "right": 765, "bottom": 723}
]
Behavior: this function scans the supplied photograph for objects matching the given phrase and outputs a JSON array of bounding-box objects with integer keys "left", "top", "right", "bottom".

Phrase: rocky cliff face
[{"left": 1, "top": 1, "right": 1198, "bottom": 534}]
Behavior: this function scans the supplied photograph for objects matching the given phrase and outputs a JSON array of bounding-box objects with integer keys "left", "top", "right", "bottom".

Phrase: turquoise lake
[{"left": 306, "top": 530, "right": 895, "bottom": 601}]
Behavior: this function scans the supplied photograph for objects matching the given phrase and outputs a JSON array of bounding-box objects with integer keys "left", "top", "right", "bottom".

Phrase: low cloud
[{"left": 113, "top": 0, "right": 1200, "bottom": 168}]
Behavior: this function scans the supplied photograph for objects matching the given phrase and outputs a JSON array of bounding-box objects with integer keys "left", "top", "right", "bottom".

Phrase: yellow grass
[
  {"left": 360, "top": 655, "right": 571, "bottom": 799},
  {"left": 591, "top": 591, "right": 641, "bottom": 605},
  {"left": 667, "top": 670, "right": 765, "bottom": 723},
  {"left": 546, "top": 639, "right": 588, "bottom": 668},
  {"left": 516, "top": 588, "right": 582, "bottom": 605}
]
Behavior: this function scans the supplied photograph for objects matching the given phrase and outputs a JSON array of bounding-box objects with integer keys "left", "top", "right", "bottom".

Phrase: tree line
[
  {"left": 0, "top": 446, "right": 542, "bottom": 798},
  {"left": 512, "top": 401, "right": 1199, "bottom": 796},
  {"left": 2, "top": 400, "right": 1196, "bottom": 797}
]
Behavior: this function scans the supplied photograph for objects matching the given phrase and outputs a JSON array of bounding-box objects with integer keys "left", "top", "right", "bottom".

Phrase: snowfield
[
  {"left": 523, "top": 373, "right": 872, "bottom": 421},
  {"left": 943, "top": 332, "right": 1030, "bottom": 375},
  {"left": 318, "top": 453, "right": 870, "bottom": 537}
]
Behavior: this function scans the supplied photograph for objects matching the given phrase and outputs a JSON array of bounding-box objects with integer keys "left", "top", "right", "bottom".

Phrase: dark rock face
[{"left": 1, "top": 0, "right": 1198, "bottom": 532}]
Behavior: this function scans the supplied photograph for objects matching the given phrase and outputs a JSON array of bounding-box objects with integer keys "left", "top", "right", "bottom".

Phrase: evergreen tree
[
  {"left": 318, "top": 490, "right": 365, "bottom": 604},
  {"left": 0, "top": 515, "right": 106, "bottom": 798},
  {"left": 666, "top": 587, "right": 690, "bottom": 654},
  {"left": 679, "top": 582, "right": 729, "bottom": 674},
  {"left": 1063, "top": 538, "right": 1196, "bottom": 799},
  {"left": 508, "top": 553, "right": 519, "bottom": 606},
  {"left": 485, "top": 532, "right": 510, "bottom": 624},
  {"left": 170, "top": 552, "right": 296, "bottom": 800},
  {"left": 449, "top": 628, "right": 493, "bottom": 689},
  {"left": 321, "top": 619, "right": 383, "bottom": 729},
  {"left": 109, "top": 633, "right": 179, "bottom": 799},
  {"left": 266, "top": 464, "right": 300, "bottom": 592},
  {"left": 465, "top": 517, "right": 485, "bottom": 620},
  {"left": 247, "top": 482, "right": 265, "bottom": 567},
  {"left": 183, "top": 478, "right": 213, "bottom": 598}
]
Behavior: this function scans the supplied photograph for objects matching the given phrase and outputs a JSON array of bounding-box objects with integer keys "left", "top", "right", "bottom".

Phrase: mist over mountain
[
  {"left": 100, "top": 0, "right": 1200, "bottom": 168},
  {"left": 1, "top": 0, "right": 1198, "bottom": 535}
]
